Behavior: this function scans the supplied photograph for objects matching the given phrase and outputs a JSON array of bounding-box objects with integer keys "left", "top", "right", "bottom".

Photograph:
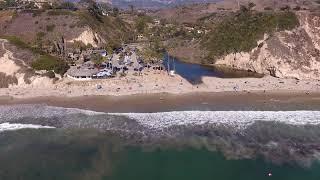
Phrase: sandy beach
[{"left": 0, "top": 69, "right": 320, "bottom": 99}]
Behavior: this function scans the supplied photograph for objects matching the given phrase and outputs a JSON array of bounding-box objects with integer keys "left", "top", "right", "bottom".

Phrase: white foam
[
  {"left": 0, "top": 123, "right": 55, "bottom": 132},
  {"left": 0, "top": 104, "right": 104, "bottom": 121},
  {"left": 1, "top": 105, "right": 320, "bottom": 131},
  {"left": 111, "top": 111, "right": 320, "bottom": 130}
]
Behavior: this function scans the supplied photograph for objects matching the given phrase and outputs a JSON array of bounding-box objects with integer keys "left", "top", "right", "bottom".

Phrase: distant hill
[
  {"left": 98, "top": 0, "right": 222, "bottom": 9},
  {"left": 151, "top": 0, "right": 318, "bottom": 24}
]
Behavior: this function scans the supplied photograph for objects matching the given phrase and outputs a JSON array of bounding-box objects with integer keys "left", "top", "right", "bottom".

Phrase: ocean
[{"left": 0, "top": 104, "right": 320, "bottom": 179}]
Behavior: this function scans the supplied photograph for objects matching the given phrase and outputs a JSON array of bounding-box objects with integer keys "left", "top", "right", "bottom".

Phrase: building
[{"left": 66, "top": 61, "right": 99, "bottom": 80}]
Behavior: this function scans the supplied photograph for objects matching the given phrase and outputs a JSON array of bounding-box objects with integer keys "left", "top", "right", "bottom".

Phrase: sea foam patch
[{"left": 111, "top": 111, "right": 320, "bottom": 130}]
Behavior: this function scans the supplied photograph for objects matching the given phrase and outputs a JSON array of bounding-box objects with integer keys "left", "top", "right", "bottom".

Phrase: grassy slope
[
  {"left": 74, "top": 10, "right": 133, "bottom": 48},
  {"left": 0, "top": 35, "right": 69, "bottom": 75},
  {"left": 2, "top": 9, "right": 133, "bottom": 49},
  {"left": 201, "top": 10, "right": 299, "bottom": 63}
]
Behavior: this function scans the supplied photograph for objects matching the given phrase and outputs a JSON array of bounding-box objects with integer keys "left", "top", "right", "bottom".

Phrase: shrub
[
  {"left": 135, "top": 15, "right": 153, "bottom": 34},
  {"left": 47, "top": 10, "right": 75, "bottom": 16},
  {"left": 91, "top": 53, "right": 104, "bottom": 66},
  {"left": 31, "top": 55, "right": 69, "bottom": 75},
  {"left": 202, "top": 11, "right": 299, "bottom": 63},
  {"left": 119, "top": 72, "right": 126, "bottom": 77},
  {"left": 0, "top": 72, "right": 18, "bottom": 88},
  {"left": 293, "top": 6, "right": 301, "bottom": 11},
  {"left": 280, "top": 5, "right": 291, "bottom": 11},
  {"left": 46, "top": 24, "right": 55, "bottom": 32},
  {"left": 32, "top": 10, "right": 44, "bottom": 17},
  {"left": 1, "top": 36, "right": 70, "bottom": 75},
  {"left": 36, "top": 32, "right": 46, "bottom": 39},
  {"left": 0, "top": 35, "right": 42, "bottom": 54},
  {"left": 58, "top": 2, "right": 76, "bottom": 10},
  {"left": 264, "top": 7, "right": 273, "bottom": 11},
  {"left": 43, "top": 71, "right": 55, "bottom": 78}
]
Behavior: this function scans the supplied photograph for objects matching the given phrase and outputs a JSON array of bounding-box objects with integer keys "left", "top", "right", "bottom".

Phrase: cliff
[{"left": 215, "top": 12, "right": 320, "bottom": 80}]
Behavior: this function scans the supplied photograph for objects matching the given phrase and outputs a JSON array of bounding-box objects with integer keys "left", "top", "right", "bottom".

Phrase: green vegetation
[
  {"left": 47, "top": 10, "right": 76, "bottom": 16},
  {"left": 75, "top": 9, "right": 133, "bottom": 46},
  {"left": 1, "top": 35, "right": 69, "bottom": 75},
  {"left": 58, "top": 2, "right": 77, "bottom": 10},
  {"left": 0, "top": 72, "right": 18, "bottom": 88},
  {"left": 91, "top": 54, "right": 104, "bottom": 66},
  {"left": 0, "top": 0, "right": 29, "bottom": 10},
  {"left": 0, "top": 35, "right": 42, "bottom": 54},
  {"left": 202, "top": 11, "right": 299, "bottom": 63},
  {"left": 31, "top": 55, "right": 69, "bottom": 75},
  {"left": 135, "top": 15, "right": 153, "bottom": 34},
  {"left": 36, "top": 32, "right": 46, "bottom": 40},
  {"left": 43, "top": 71, "right": 56, "bottom": 79},
  {"left": 70, "top": 40, "right": 93, "bottom": 51},
  {"left": 139, "top": 37, "right": 164, "bottom": 63},
  {"left": 46, "top": 24, "right": 56, "bottom": 32}
]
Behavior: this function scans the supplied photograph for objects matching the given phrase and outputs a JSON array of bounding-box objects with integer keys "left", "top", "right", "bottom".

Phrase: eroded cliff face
[
  {"left": 0, "top": 39, "right": 54, "bottom": 88},
  {"left": 68, "top": 27, "right": 106, "bottom": 48},
  {"left": 215, "top": 12, "right": 320, "bottom": 80}
]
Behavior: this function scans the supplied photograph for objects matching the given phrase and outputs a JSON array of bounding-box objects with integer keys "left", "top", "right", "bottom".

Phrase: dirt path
[
  {"left": 0, "top": 39, "right": 28, "bottom": 68},
  {"left": 0, "top": 39, "right": 21, "bottom": 76}
]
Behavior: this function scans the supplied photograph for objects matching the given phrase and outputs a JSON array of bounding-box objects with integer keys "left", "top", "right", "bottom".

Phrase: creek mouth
[{"left": 163, "top": 55, "right": 263, "bottom": 84}]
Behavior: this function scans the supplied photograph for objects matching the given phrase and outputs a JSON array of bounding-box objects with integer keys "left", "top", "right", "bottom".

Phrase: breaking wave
[
  {"left": 111, "top": 111, "right": 320, "bottom": 130},
  {"left": 0, "top": 123, "right": 54, "bottom": 132},
  {"left": 1, "top": 104, "right": 320, "bottom": 130}
]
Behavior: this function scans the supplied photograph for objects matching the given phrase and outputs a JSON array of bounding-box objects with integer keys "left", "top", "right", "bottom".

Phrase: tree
[
  {"left": 135, "top": 19, "right": 146, "bottom": 34},
  {"left": 113, "top": 7, "right": 119, "bottom": 16},
  {"left": 135, "top": 16, "right": 152, "bottom": 34},
  {"left": 248, "top": 2, "right": 256, "bottom": 10},
  {"left": 92, "top": 54, "right": 104, "bottom": 66},
  {"left": 88, "top": 2, "right": 103, "bottom": 22},
  {"left": 129, "top": 5, "right": 134, "bottom": 14},
  {"left": 59, "top": 2, "right": 77, "bottom": 10},
  {"left": 4, "top": 0, "right": 17, "bottom": 7}
]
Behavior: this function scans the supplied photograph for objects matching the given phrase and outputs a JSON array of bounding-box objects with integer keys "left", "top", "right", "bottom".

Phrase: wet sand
[{"left": 1, "top": 91, "right": 320, "bottom": 113}]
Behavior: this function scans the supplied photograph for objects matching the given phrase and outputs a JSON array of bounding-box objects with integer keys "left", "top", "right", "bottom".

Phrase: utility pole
[{"left": 236, "top": 0, "right": 240, "bottom": 10}]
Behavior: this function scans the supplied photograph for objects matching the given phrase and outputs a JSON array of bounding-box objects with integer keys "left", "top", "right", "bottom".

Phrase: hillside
[
  {"left": 213, "top": 11, "right": 320, "bottom": 79},
  {"left": 2, "top": 0, "right": 320, "bottom": 83},
  {"left": 99, "top": 0, "right": 221, "bottom": 9},
  {"left": 1, "top": 9, "right": 132, "bottom": 47},
  {"left": 0, "top": 4, "right": 134, "bottom": 87},
  {"left": 152, "top": 0, "right": 319, "bottom": 24},
  {"left": 147, "top": 0, "right": 320, "bottom": 80}
]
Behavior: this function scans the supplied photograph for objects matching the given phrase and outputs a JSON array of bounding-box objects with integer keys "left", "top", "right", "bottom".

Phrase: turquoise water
[
  {"left": 1, "top": 129, "right": 320, "bottom": 180},
  {"left": 112, "top": 148, "right": 320, "bottom": 180}
]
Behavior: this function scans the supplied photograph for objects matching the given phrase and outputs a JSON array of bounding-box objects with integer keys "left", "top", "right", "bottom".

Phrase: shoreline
[{"left": 1, "top": 90, "right": 320, "bottom": 113}]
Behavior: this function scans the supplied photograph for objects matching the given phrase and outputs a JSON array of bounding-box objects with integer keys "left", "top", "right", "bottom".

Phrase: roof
[{"left": 67, "top": 66, "right": 99, "bottom": 77}]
